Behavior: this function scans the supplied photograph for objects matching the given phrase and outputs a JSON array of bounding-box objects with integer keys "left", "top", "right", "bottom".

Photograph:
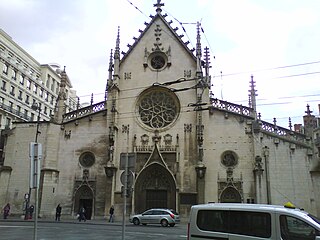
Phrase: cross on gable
[{"left": 154, "top": 0, "right": 164, "bottom": 13}]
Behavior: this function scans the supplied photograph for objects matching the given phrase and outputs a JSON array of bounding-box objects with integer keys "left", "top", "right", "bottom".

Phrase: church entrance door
[
  {"left": 74, "top": 185, "right": 94, "bottom": 220},
  {"left": 134, "top": 163, "right": 176, "bottom": 213}
]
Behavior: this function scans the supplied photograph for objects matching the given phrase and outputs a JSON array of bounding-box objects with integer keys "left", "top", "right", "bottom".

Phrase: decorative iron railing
[
  {"left": 209, "top": 98, "right": 308, "bottom": 145},
  {"left": 259, "top": 120, "right": 306, "bottom": 142},
  {"left": 62, "top": 101, "right": 106, "bottom": 122},
  {"left": 210, "top": 98, "right": 253, "bottom": 117}
]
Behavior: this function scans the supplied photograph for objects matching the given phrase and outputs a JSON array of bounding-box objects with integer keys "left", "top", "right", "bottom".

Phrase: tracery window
[
  {"left": 79, "top": 152, "right": 95, "bottom": 168},
  {"left": 221, "top": 151, "right": 238, "bottom": 168},
  {"left": 138, "top": 87, "right": 179, "bottom": 129}
]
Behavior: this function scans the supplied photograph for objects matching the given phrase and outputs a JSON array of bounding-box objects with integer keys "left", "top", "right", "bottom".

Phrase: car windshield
[{"left": 308, "top": 214, "right": 320, "bottom": 224}]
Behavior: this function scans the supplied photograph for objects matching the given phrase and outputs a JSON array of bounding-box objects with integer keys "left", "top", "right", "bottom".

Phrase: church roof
[{"left": 120, "top": 1, "right": 197, "bottom": 64}]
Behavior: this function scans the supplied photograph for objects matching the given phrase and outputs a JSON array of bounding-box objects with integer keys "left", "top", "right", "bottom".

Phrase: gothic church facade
[{"left": 1, "top": 1, "right": 319, "bottom": 219}]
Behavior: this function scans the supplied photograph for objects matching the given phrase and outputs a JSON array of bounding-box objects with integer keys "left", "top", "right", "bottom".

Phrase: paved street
[{"left": 0, "top": 218, "right": 187, "bottom": 240}]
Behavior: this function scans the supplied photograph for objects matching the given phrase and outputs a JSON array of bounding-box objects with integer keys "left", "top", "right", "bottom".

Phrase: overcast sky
[{"left": 1, "top": 0, "right": 320, "bottom": 128}]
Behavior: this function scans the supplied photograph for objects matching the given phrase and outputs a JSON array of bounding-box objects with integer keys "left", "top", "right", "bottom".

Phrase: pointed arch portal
[
  {"left": 74, "top": 185, "right": 94, "bottom": 220},
  {"left": 134, "top": 163, "right": 176, "bottom": 213},
  {"left": 220, "top": 187, "right": 242, "bottom": 203}
]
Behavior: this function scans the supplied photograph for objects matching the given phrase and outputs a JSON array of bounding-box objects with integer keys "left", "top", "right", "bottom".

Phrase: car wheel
[
  {"left": 133, "top": 218, "right": 140, "bottom": 225},
  {"left": 169, "top": 223, "right": 175, "bottom": 227},
  {"left": 161, "top": 219, "right": 168, "bottom": 227}
]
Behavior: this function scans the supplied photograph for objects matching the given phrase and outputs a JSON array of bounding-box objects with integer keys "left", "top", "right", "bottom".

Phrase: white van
[{"left": 188, "top": 203, "right": 320, "bottom": 240}]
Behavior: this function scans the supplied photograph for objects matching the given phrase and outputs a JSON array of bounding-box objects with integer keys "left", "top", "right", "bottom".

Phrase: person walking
[
  {"left": 29, "top": 205, "right": 34, "bottom": 219},
  {"left": 55, "top": 204, "right": 62, "bottom": 221},
  {"left": 78, "top": 206, "right": 86, "bottom": 222},
  {"left": 109, "top": 205, "right": 114, "bottom": 223},
  {"left": 3, "top": 203, "right": 10, "bottom": 219}
]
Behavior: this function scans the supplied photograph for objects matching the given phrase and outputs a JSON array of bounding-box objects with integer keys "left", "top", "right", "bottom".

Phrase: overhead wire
[{"left": 103, "top": 0, "right": 319, "bottom": 122}]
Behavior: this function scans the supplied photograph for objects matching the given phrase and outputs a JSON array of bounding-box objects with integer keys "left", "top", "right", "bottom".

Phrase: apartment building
[{"left": 0, "top": 29, "right": 77, "bottom": 130}]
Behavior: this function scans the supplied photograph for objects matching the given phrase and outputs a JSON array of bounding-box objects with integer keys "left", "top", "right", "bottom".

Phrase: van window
[
  {"left": 197, "top": 210, "right": 271, "bottom": 238},
  {"left": 197, "top": 210, "right": 228, "bottom": 232},
  {"left": 280, "top": 215, "right": 318, "bottom": 240},
  {"left": 229, "top": 211, "right": 271, "bottom": 238}
]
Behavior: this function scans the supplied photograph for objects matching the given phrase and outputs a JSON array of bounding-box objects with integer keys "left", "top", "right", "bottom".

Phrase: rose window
[{"left": 138, "top": 87, "right": 179, "bottom": 129}]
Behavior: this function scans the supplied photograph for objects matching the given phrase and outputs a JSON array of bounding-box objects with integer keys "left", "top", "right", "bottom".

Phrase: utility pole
[
  {"left": 122, "top": 124, "right": 129, "bottom": 240},
  {"left": 30, "top": 102, "right": 42, "bottom": 240}
]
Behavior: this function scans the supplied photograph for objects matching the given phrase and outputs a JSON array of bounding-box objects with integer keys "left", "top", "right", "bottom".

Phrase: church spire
[
  {"left": 108, "top": 49, "right": 113, "bottom": 81},
  {"left": 154, "top": 0, "right": 164, "bottom": 14},
  {"left": 113, "top": 26, "right": 120, "bottom": 79},
  {"left": 249, "top": 75, "right": 257, "bottom": 119},
  {"left": 53, "top": 66, "right": 67, "bottom": 123}
]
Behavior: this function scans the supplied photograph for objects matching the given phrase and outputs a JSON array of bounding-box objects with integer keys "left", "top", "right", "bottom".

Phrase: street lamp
[
  {"left": 30, "top": 102, "right": 41, "bottom": 240},
  {"left": 31, "top": 102, "right": 41, "bottom": 142},
  {"left": 25, "top": 103, "right": 41, "bottom": 220}
]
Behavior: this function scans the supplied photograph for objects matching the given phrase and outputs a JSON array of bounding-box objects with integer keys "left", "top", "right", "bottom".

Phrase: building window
[
  {"left": 19, "top": 75, "right": 25, "bottom": 85},
  {"left": 0, "top": 97, "right": 4, "bottom": 107},
  {"left": 9, "top": 101, "right": 13, "bottom": 111},
  {"left": 51, "top": 79, "right": 55, "bottom": 91},
  {"left": 44, "top": 106, "right": 47, "bottom": 114},
  {"left": 5, "top": 117, "right": 11, "bottom": 129},
  {"left": 33, "top": 84, "right": 38, "bottom": 94},
  {"left": 26, "top": 79, "right": 31, "bottom": 90},
  {"left": 25, "top": 95, "right": 30, "bottom": 104},
  {"left": 46, "top": 74, "right": 50, "bottom": 88},
  {"left": 12, "top": 69, "right": 17, "bottom": 80},
  {"left": 10, "top": 86, "right": 15, "bottom": 96},
  {"left": 137, "top": 87, "right": 180, "bottom": 129},
  {"left": 2, "top": 63, "right": 8, "bottom": 74},
  {"left": 40, "top": 88, "right": 43, "bottom": 97},
  {"left": 24, "top": 109, "right": 28, "bottom": 119},
  {"left": 17, "top": 105, "right": 21, "bottom": 114},
  {"left": 79, "top": 152, "right": 95, "bottom": 168},
  {"left": 18, "top": 90, "right": 23, "bottom": 100},
  {"left": 1, "top": 81, "right": 6, "bottom": 91},
  {"left": 221, "top": 151, "right": 238, "bottom": 168},
  {"left": 44, "top": 91, "right": 48, "bottom": 101}
]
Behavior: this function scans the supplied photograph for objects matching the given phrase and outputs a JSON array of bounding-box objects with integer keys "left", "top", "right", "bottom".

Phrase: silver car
[{"left": 129, "top": 208, "right": 180, "bottom": 227}]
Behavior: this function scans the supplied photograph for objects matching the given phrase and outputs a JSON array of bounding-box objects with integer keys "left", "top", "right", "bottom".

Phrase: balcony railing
[{"left": 0, "top": 102, "right": 32, "bottom": 121}]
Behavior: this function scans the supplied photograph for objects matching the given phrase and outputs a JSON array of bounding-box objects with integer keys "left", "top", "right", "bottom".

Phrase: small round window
[
  {"left": 221, "top": 151, "right": 238, "bottom": 168},
  {"left": 79, "top": 152, "right": 95, "bottom": 168},
  {"left": 149, "top": 53, "right": 167, "bottom": 70}
]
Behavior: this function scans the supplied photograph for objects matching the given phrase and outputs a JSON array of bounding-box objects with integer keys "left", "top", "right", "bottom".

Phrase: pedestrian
[
  {"left": 78, "top": 206, "right": 86, "bottom": 222},
  {"left": 3, "top": 203, "right": 10, "bottom": 219},
  {"left": 29, "top": 205, "right": 34, "bottom": 219},
  {"left": 109, "top": 205, "right": 114, "bottom": 222},
  {"left": 55, "top": 204, "right": 62, "bottom": 221}
]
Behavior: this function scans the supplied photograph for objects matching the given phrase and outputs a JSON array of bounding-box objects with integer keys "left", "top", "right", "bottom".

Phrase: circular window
[
  {"left": 151, "top": 55, "right": 165, "bottom": 69},
  {"left": 221, "top": 151, "right": 238, "bottom": 168},
  {"left": 79, "top": 152, "right": 95, "bottom": 168},
  {"left": 149, "top": 52, "right": 167, "bottom": 71},
  {"left": 137, "top": 87, "right": 179, "bottom": 129}
]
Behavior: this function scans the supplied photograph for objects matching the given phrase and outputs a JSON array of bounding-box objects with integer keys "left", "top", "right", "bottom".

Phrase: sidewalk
[{"left": 0, "top": 214, "right": 123, "bottom": 225}]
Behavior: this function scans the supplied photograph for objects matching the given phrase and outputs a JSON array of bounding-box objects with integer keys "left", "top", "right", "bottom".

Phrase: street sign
[
  {"left": 120, "top": 170, "right": 134, "bottom": 187},
  {"left": 29, "top": 142, "right": 42, "bottom": 189},
  {"left": 120, "top": 153, "right": 136, "bottom": 170}
]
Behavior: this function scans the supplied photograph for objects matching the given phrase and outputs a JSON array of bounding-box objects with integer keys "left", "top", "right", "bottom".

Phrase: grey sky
[{"left": 1, "top": 0, "right": 320, "bottom": 128}]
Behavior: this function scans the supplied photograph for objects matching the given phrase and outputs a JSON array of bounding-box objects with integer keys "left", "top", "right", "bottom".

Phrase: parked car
[{"left": 129, "top": 208, "right": 180, "bottom": 227}]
